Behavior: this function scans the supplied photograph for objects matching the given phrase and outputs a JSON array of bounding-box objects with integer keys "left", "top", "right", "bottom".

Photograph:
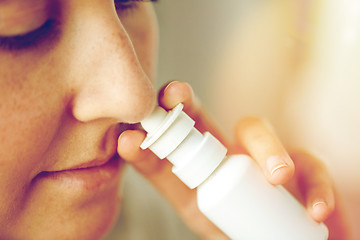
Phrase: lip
[
  {"left": 37, "top": 154, "right": 122, "bottom": 190},
  {"left": 69, "top": 155, "right": 116, "bottom": 170}
]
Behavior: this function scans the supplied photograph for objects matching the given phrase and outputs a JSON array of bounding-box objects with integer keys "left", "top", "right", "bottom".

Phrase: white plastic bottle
[{"left": 140, "top": 103, "right": 328, "bottom": 240}]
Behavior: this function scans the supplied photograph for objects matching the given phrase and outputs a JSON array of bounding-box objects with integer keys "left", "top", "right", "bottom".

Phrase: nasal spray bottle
[{"left": 140, "top": 103, "right": 328, "bottom": 240}]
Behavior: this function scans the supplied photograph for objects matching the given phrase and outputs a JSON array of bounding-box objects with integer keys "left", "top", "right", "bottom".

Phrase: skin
[
  {"left": 0, "top": 0, "right": 348, "bottom": 239},
  {"left": 0, "top": 0, "right": 156, "bottom": 239}
]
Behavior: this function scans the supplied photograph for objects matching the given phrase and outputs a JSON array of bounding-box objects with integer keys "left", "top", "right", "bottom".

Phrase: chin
[
  {"left": 69, "top": 194, "right": 122, "bottom": 240},
  {"left": 7, "top": 177, "right": 122, "bottom": 240}
]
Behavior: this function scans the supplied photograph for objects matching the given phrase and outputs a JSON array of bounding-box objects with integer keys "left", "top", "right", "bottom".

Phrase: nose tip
[
  {"left": 120, "top": 81, "right": 157, "bottom": 123},
  {"left": 71, "top": 76, "right": 156, "bottom": 124}
]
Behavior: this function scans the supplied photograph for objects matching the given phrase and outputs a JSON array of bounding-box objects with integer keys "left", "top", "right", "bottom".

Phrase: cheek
[{"left": 0, "top": 56, "right": 67, "bottom": 226}]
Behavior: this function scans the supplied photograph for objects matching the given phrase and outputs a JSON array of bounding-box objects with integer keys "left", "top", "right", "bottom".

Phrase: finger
[
  {"left": 117, "top": 129, "right": 226, "bottom": 239},
  {"left": 235, "top": 116, "right": 295, "bottom": 185},
  {"left": 290, "top": 150, "right": 335, "bottom": 222},
  {"left": 118, "top": 129, "right": 194, "bottom": 206},
  {"left": 118, "top": 129, "right": 165, "bottom": 176},
  {"left": 324, "top": 191, "right": 350, "bottom": 240},
  {"left": 157, "top": 81, "right": 230, "bottom": 148}
]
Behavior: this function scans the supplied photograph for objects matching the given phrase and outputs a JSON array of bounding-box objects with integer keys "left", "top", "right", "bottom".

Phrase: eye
[
  {"left": 115, "top": 0, "right": 140, "bottom": 14},
  {"left": 114, "top": 0, "right": 158, "bottom": 14},
  {"left": 114, "top": 0, "right": 137, "bottom": 11},
  {"left": 0, "top": 19, "right": 60, "bottom": 51}
]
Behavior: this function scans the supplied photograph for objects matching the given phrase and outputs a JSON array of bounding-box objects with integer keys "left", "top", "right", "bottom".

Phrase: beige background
[{"left": 108, "top": 0, "right": 360, "bottom": 239}]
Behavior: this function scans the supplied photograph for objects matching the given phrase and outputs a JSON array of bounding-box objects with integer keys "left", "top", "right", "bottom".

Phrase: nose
[{"left": 69, "top": 9, "right": 156, "bottom": 124}]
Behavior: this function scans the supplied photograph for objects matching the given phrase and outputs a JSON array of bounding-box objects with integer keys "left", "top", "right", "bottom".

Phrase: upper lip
[
  {"left": 44, "top": 124, "right": 124, "bottom": 173},
  {"left": 66, "top": 154, "right": 118, "bottom": 171},
  {"left": 43, "top": 151, "right": 119, "bottom": 175}
]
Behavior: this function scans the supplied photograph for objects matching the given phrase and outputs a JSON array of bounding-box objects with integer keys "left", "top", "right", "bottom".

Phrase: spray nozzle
[{"left": 140, "top": 103, "right": 227, "bottom": 189}]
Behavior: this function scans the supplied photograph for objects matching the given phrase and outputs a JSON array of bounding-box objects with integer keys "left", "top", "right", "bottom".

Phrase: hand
[
  {"left": 236, "top": 119, "right": 349, "bottom": 239},
  {"left": 117, "top": 81, "right": 347, "bottom": 239}
]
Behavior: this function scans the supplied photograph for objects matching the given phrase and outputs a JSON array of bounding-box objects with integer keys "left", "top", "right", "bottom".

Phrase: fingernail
[
  {"left": 164, "top": 81, "right": 179, "bottom": 93},
  {"left": 310, "top": 200, "right": 328, "bottom": 222},
  {"left": 117, "top": 131, "right": 126, "bottom": 146},
  {"left": 312, "top": 200, "right": 328, "bottom": 218},
  {"left": 312, "top": 201, "right": 327, "bottom": 210},
  {"left": 267, "top": 156, "right": 288, "bottom": 176}
]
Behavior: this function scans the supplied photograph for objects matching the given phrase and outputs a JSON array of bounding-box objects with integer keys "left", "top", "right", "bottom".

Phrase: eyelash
[
  {"left": 0, "top": 0, "right": 157, "bottom": 52},
  {"left": 0, "top": 19, "right": 60, "bottom": 51},
  {"left": 115, "top": 0, "right": 139, "bottom": 12},
  {"left": 115, "top": 0, "right": 158, "bottom": 15},
  {"left": 115, "top": 0, "right": 157, "bottom": 9}
]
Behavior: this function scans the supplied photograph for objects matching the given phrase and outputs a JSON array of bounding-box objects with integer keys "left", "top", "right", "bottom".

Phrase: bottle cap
[{"left": 141, "top": 103, "right": 227, "bottom": 189}]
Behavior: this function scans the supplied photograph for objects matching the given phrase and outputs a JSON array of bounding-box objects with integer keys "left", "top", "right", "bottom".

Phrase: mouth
[
  {"left": 65, "top": 154, "right": 119, "bottom": 170},
  {"left": 35, "top": 124, "right": 130, "bottom": 191},
  {"left": 37, "top": 153, "right": 122, "bottom": 191}
]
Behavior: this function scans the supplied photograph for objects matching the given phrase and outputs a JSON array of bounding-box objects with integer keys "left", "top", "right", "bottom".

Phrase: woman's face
[{"left": 0, "top": 0, "right": 157, "bottom": 239}]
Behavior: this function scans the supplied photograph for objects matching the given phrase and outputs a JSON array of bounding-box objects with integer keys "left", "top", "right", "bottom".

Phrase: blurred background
[{"left": 108, "top": 0, "right": 360, "bottom": 239}]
